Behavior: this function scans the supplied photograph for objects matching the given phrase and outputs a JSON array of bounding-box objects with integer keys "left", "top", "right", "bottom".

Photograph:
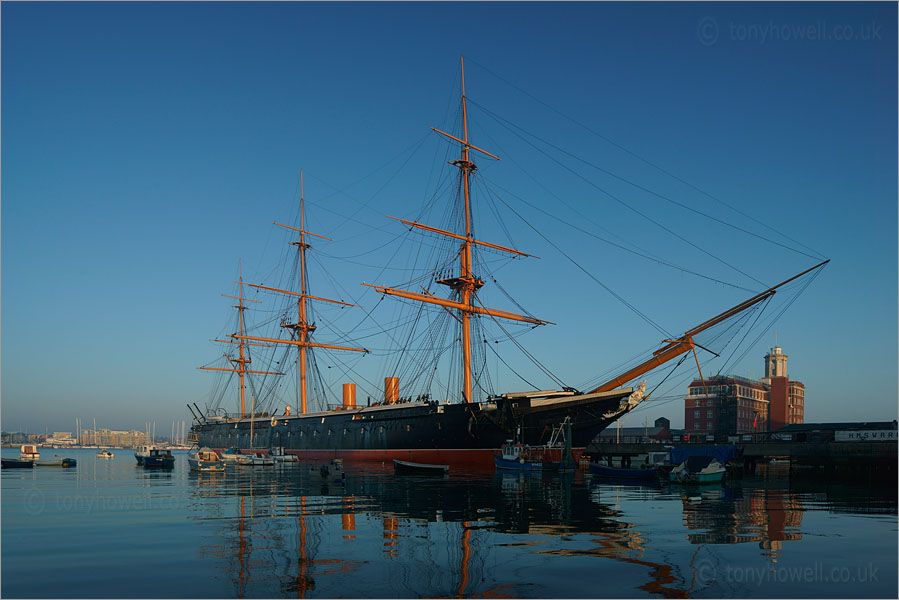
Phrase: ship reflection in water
[{"left": 185, "top": 463, "right": 896, "bottom": 598}]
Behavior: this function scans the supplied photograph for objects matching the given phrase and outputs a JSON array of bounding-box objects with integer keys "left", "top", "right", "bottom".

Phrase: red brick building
[
  {"left": 768, "top": 377, "right": 806, "bottom": 431},
  {"left": 685, "top": 345, "right": 804, "bottom": 437},
  {"left": 685, "top": 375, "right": 770, "bottom": 437}
]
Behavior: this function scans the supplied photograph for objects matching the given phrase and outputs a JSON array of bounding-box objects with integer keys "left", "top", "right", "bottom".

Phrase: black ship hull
[{"left": 192, "top": 388, "right": 638, "bottom": 467}]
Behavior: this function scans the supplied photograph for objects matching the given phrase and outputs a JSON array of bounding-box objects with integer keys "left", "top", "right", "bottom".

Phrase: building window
[
  {"left": 707, "top": 410, "right": 713, "bottom": 418},
  {"left": 694, "top": 411, "right": 700, "bottom": 418}
]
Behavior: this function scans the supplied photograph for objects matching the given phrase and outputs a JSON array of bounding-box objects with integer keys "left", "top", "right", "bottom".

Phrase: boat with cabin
[
  {"left": 142, "top": 448, "right": 175, "bottom": 469},
  {"left": 134, "top": 444, "right": 156, "bottom": 466},
  {"left": 494, "top": 418, "right": 576, "bottom": 472},
  {"left": 248, "top": 452, "right": 274, "bottom": 466},
  {"left": 269, "top": 446, "right": 299, "bottom": 463},
  {"left": 188, "top": 447, "right": 225, "bottom": 471},
  {"left": 494, "top": 442, "right": 553, "bottom": 472},
  {"left": 18, "top": 445, "right": 40, "bottom": 461},
  {"left": 96, "top": 449, "right": 114, "bottom": 459}
]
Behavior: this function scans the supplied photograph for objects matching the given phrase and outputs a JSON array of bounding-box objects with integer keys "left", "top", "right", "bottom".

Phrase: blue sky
[{"left": 2, "top": 2, "right": 896, "bottom": 434}]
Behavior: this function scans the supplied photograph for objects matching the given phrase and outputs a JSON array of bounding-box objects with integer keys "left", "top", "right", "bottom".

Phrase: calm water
[{"left": 2, "top": 448, "right": 896, "bottom": 598}]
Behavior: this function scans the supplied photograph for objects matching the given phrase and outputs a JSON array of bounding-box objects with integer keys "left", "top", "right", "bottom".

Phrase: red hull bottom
[{"left": 217, "top": 447, "right": 586, "bottom": 468}]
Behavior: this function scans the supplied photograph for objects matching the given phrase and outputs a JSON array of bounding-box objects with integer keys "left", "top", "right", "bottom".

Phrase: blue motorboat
[
  {"left": 494, "top": 419, "right": 575, "bottom": 472},
  {"left": 134, "top": 444, "right": 156, "bottom": 466},
  {"left": 494, "top": 442, "right": 559, "bottom": 471},
  {"left": 142, "top": 448, "right": 175, "bottom": 469}
]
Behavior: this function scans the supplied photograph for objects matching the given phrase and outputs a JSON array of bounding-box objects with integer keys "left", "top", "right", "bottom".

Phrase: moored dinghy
[
  {"left": 589, "top": 461, "right": 660, "bottom": 481},
  {"left": 393, "top": 459, "right": 449, "bottom": 475},
  {"left": 220, "top": 447, "right": 244, "bottom": 462},
  {"left": 669, "top": 456, "right": 726, "bottom": 484},
  {"left": 35, "top": 457, "right": 77, "bottom": 468}
]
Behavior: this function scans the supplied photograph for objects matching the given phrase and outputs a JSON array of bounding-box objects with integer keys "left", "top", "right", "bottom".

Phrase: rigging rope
[
  {"left": 470, "top": 100, "right": 769, "bottom": 289},
  {"left": 489, "top": 192, "right": 672, "bottom": 338},
  {"left": 484, "top": 338, "right": 540, "bottom": 390},
  {"left": 466, "top": 57, "right": 827, "bottom": 261},
  {"left": 480, "top": 174, "right": 756, "bottom": 293}
]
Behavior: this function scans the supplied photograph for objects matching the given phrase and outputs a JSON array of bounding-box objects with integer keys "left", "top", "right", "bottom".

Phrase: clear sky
[{"left": 3, "top": 1, "right": 896, "bottom": 435}]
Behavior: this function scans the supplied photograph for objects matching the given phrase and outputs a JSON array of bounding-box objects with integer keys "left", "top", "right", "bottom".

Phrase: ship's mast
[
  {"left": 368, "top": 55, "right": 549, "bottom": 405},
  {"left": 232, "top": 170, "right": 369, "bottom": 414},
  {"left": 198, "top": 264, "right": 283, "bottom": 417},
  {"left": 237, "top": 271, "right": 248, "bottom": 414},
  {"left": 297, "top": 172, "right": 311, "bottom": 414},
  {"left": 458, "top": 56, "right": 476, "bottom": 404}
]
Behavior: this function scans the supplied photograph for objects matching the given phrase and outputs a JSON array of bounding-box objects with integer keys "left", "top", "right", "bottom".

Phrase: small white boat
[
  {"left": 188, "top": 447, "right": 225, "bottom": 472},
  {"left": 269, "top": 447, "right": 298, "bottom": 463},
  {"left": 394, "top": 459, "right": 449, "bottom": 475},
  {"left": 18, "top": 444, "right": 40, "bottom": 461},
  {"left": 220, "top": 447, "right": 245, "bottom": 462},
  {"left": 249, "top": 452, "right": 274, "bottom": 466},
  {"left": 96, "top": 449, "right": 114, "bottom": 459}
]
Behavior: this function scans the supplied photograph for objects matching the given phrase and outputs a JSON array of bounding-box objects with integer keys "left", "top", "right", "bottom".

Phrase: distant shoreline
[{"left": 1, "top": 444, "right": 192, "bottom": 450}]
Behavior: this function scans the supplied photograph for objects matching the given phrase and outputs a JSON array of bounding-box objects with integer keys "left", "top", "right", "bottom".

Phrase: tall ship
[{"left": 191, "top": 58, "right": 827, "bottom": 466}]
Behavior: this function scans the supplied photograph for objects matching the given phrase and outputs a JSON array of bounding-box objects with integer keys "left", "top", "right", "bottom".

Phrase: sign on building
[{"left": 835, "top": 430, "right": 897, "bottom": 442}]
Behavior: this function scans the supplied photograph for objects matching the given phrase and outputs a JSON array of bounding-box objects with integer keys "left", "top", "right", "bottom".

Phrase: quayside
[{"left": 191, "top": 57, "right": 827, "bottom": 467}]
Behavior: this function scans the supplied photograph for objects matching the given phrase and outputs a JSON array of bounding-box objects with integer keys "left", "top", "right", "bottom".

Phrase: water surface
[{"left": 2, "top": 448, "right": 896, "bottom": 598}]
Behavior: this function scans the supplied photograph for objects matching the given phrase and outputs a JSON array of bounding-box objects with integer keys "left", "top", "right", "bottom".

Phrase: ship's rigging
[{"left": 196, "top": 55, "right": 828, "bottom": 422}]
